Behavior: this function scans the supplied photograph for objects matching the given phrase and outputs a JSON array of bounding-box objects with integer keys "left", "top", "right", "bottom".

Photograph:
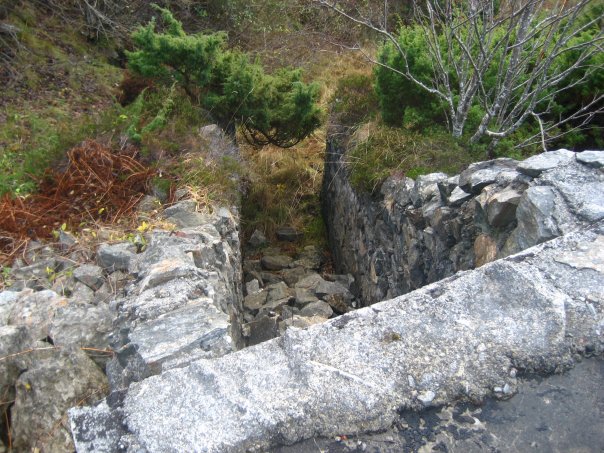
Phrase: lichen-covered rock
[{"left": 12, "top": 347, "right": 107, "bottom": 453}]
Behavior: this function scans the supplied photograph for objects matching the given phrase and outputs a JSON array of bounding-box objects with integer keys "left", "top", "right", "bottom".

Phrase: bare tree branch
[{"left": 315, "top": 0, "right": 603, "bottom": 151}]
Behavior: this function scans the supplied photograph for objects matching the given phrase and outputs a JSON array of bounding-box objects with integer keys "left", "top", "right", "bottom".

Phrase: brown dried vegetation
[{"left": 0, "top": 140, "right": 157, "bottom": 264}]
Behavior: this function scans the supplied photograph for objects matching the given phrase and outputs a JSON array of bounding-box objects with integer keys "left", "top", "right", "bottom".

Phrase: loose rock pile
[{"left": 241, "top": 229, "right": 358, "bottom": 346}]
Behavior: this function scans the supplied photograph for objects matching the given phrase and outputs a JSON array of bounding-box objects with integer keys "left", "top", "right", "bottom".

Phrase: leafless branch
[{"left": 315, "top": 0, "right": 603, "bottom": 150}]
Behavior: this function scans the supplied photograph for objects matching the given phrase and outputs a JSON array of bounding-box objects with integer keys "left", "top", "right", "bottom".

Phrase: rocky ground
[{"left": 241, "top": 227, "right": 358, "bottom": 346}]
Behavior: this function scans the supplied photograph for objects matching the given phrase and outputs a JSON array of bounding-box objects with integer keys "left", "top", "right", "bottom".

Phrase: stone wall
[
  {"left": 0, "top": 125, "right": 244, "bottom": 452},
  {"left": 69, "top": 220, "right": 604, "bottom": 452},
  {"left": 322, "top": 143, "right": 604, "bottom": 305}
]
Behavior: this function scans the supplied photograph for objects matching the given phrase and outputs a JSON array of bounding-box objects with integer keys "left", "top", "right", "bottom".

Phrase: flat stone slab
[
  {"left": 71, "top": 222, "right": 604, "bottom": 452},
  {"left": 277, "top": 357, "right": 604, "bottom": 452},
  {"left": 517, "top": 149, "right": 575, "bottom": 177},
  {"left": 576, "top": 150, "right": 604, "bottom": 168}
]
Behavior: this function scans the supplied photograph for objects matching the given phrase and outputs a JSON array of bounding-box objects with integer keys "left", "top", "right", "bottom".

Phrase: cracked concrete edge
[{"left": 70, "top": 221, "right": 604, "bottom": 453}]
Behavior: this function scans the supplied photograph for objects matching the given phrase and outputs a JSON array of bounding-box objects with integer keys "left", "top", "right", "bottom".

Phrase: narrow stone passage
[{"left": 239, "top": 229, "right": 359, "bottom": 347}]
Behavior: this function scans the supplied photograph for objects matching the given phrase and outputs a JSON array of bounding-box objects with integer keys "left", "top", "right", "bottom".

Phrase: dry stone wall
[
  {"left": 322, "top": 145, "right": 604, "bottom": 305},
  {"left": 0, "top": 125, "right": 244, "bottom": 452},
  {"left": 69, "top": 220, "right": 604, "bottom": 452}
]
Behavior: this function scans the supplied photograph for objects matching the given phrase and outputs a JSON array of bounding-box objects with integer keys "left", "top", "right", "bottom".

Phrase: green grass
[
  {"left": 0, "top": 104, "right": 122, "bottom": 195},
  {"left": 239, "top": 136, "right": 325, "bottom": 243},
  {"left": 348, "top": 122, "right": 480, "bottom": 194},
  {"left": 0, "top": 3, "right": 123, "bottom": 196}
]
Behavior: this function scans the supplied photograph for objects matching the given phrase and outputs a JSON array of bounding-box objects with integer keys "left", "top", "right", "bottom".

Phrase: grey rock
[
  {"left": 164, "top": 200, "right": 197, "bottom": 217},
  {"left": 381, "top": 177, "right": 415, "bottom": 208},
  {"left": 261, "top": 255, "right": 293, "bottom": 271},
  {"left": 70, "top": 224, "right": 604, "bottom": 452},
  {"left": 51, "top": 274, "right": 77, "bottom": 297},
  {"left": 174, "top": 188, "right": 190, "bottom": 200},
  {"left": 243, "top": 259, "right": 262, "bottom": 274},
  {"left": 295, "top": 288, "right": 320, "bottom": 306},
  {"left": 554, "top": 235, "right": 604, "bottom": 274},
  {"left": 10, "top": 258, "right": 56, "bottom": 289},
  {"left": 0, "top": 291, "right": 18, "bottom": 325},
  {"left": 260, "top": 271, "right": 284, "bottom": 286},
  {"left": 8, "top": 289, "right": 66, "bottom": 341},
  {"left": 127, "top": 300, "right": 233, "bottom": 371},
  {"left": 538, "top": 161, "right": 604, "bottom": 223},
  {"left": 0, "top": 325, "right": 29, "bottom": 407},
  {"left": 244, "top": 291, "right": 268, "bottom": 312},
  {"left": 278, "top": 358, "right": 604, "bottom": 453},
  {"left": 487, "top": 187, "right": 522, "bottom": 228},
  {"left": 199, "top": 124, "right": 239, "bottom": 160},
  {"left": 411, "top": 173, "right": 448, "bottom": 207},
  {"left": 437, "top": 175, "right": 460, "bottom": 199},
  {"left": 293, "top": 246, "right": 322, "bottom": 270},
  {"left": 299, "top": 300, "right": 333, "bottom": 318},
  {"left": 166, "top": 210, "right": 208, "bottom": 229},
  {"left": 459, "top": 159, "right": 518, "bottom": 194},
  {"left": 280, "top": 314, "right": 327, "bottom": 332},
  {"left": 258, "top": 297, "right": 291, "bottom": 316},
  {"left": 11, "top": 347, "right": 107, "bottom": 453},
  {"left": 281, "top": 267, "right": 308, "bottom": 287},
  {"left": 138, "top": 195, "right": 161, "bottom": 212},
  {"left": 508, "top": 186, "right": 560, "bottom": 251},
  {"left": 22, "top": 241, "right": 56, "bottom": 264},
  {"left": 447, "top": 186, "right": 473, "bottom": 207},
  {"left": 97, "top": 242, "right": 137, "bottom": 272},
  {"left": 324, "top": 274, "right": 355, "bottom": 292},
  {"left": 245, "top": 315, "right": 280, "bottom": 346},
  {"left": 280, "top": 305, "right": 299, "bottom": 321},
  {"left": 323, "top": 293, "right": 351, "bottom": 314},
  {"left": 69, "top": 282, "right": 96, "bottom": 305},
  {"left": 267, "top": 281, "right": 290, "bottom": 302},
  {"left": 576, "top": 150, "right": 604, "bottom": 168},
  {"left": 294, "top": 273, "right": 325, "bottom": 292},
  {"left": 276, "top": 227, "right": 304, "bottom": 242},
  {"left": 248, "top": 229, "right": 268, "bottom": 248},
  {"left": 315, "top": 280, "right": 352, "bottom": 299},
  {"left": 138, "top": 258, "right": 199, "bottom": 292},
  {"left": 245, "top": 279, "right": 261, "bottom": 296},
  {"left": 417, "top": 390, "right": 436, "bottom": 405},
  {"left": 73, "top": 264, "right": 105, "bottom": 291},
  {"left": 58, "top": 230, "right": 77, "bottom": 248},
  {"left": 517, "top": 149, "right": 575, "bottom": 177},
  {"left": 50, "top": 304, "right": 113, "bottom": 366}
]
